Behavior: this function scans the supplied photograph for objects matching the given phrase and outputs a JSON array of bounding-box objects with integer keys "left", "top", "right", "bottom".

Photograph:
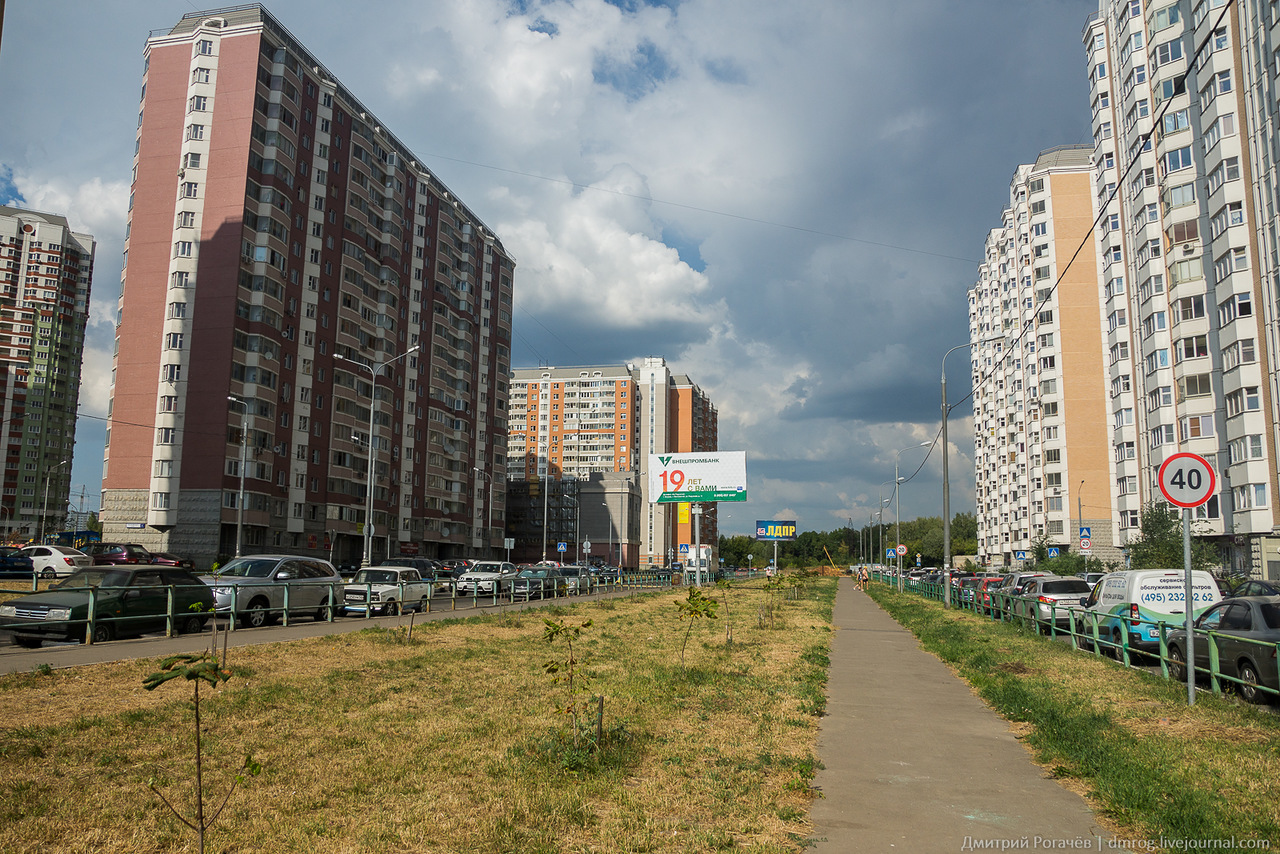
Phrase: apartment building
[
  {"left": 104, "top": 6, "right": 513, "bottom": 566},
  {"left": 0, "top": 207, "right": 93, "bottom": 542},
  {"left": 970, "top": 147, "right": 1115, "bottom": 567},
  {"left": 1084, "top": 0, "right": 1280, "bottom": 575},
  {"left": 507, "top": 357, "right": 717, "bottom": 567}
]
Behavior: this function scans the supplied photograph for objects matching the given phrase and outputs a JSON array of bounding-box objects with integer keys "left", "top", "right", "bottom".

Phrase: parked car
[
  {"left": 440, "top": 559, "right": 474, "bottom": 575},
  {"left": 1167, "top": 596, "right": 1280, "bottom": 704},
  {"left": 1225, "top": 579, "right": 1280, "bottom": 598},
  {"left": 1071, "top": 569, "right": 1221, "bottom": 656},
  {"left": 382, "top": 557, "right": 442, "bottom": 576},
  {"left": 988, "top": 572, "right": 1049, "bottom": 616},
  {"left": 0, "top": 546, "right": 35, "bottom": 578},
  {"left": 512, "top": 566, "right": 568, "bottom": 601},
  {"left": 1017, "top": 576, "right": 1093, "bottom": 631},
  {"left": 151, "top": 552, "right": 196, "bottom": 570},
  {"left": 0, "top": 566, "right": 213, "bottom": 646},
  {"left": 977, "top": 577, "right": 1006, "bottom": 614},
  {"left": 559, "top": 565, "right": 591, "bottom": 595},
  {"left": 456, "top": 561, "right": 518, "bottom": 596},
  {"left": 343, "top": 566, "right": 433, "bottom": 615},
  {"left": 82, "top": 542, "right": 154, "bottom": 566},
  {"left": 200, "top": 555, "right": 344, "bottom": 628},
  {"left": 19, "top": 545, "right": 91, "bottom": 579}
]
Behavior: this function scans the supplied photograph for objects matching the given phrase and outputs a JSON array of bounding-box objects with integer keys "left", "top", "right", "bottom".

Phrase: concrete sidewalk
[{"left": 808, "top": 580, "right": 1111, "bottom": 853}]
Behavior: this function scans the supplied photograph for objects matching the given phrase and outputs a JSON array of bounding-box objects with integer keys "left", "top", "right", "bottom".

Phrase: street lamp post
[
  {"left": 227, "top": 395, "right": 249, "bottom": 558},
  {"left": 39, "top": 459, "right": 69, "bottom": 544},
  {"left": 942, "top": 336, "right": 999, "bottom": 574},
  {"left": 894, "top": 442, "right": 930, "bottom": 592},
  {"left": 336, "top": 344, "right": 420, "bottom": 567}
]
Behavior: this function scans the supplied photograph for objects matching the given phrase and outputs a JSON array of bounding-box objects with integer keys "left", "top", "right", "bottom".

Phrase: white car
[
  {"left": 343, "top": 567, "right": 434, "bottom": 615},
  {"left": 456, "top": 561, "right": 518, "bottom": 597},
  {"left": 21, "top": 545, "right": 93, "bottom": 579}
]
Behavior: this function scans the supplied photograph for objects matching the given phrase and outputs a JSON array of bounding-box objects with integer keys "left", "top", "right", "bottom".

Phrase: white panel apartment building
[
  {"left": 1084, "top": 0, "right": 1280, "bottom": 575},
  {"left": 970, "top": 148, "right": 1117, "bottom": 567}
]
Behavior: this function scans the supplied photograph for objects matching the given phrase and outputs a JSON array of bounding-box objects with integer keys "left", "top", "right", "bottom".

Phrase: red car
[{"left": 81, "top": 543, "right": 154, "bottom": 565}]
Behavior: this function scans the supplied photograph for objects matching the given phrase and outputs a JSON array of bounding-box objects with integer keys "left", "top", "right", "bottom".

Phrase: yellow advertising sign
[{"left": 679, "top": 503, "right": 690, "bottom": 523}]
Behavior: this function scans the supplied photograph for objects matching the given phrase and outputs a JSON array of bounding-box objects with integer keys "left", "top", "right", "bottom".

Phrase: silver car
[
  {"left": 201, "top": 555, "right": 343, "bottom": 628},
  {"left": 456, "top": 561, "right": 518, "bottom": 596}
]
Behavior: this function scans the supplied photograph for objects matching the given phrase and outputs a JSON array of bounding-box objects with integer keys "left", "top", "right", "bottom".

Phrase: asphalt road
[{"left": 0, "top": 585, "right": 649, "bottom": 675}]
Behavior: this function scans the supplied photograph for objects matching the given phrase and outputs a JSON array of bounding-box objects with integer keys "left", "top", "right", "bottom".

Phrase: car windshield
[
  {"left": 212, "top": 558, "right": 278, "bottom": 578},
  {"left": 352, "top": 570, "right": 399, "bottom": 584},
  {"left": 1040, "top": 580, "right": 1091, "bottom": 594},
  {"left": 517, "top": 569, "right": 548, "bottom": 579},
  {"left": 53, "top": 569, "right": 131, "bottom": 589}
]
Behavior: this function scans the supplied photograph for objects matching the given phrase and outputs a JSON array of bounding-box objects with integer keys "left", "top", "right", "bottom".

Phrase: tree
[{"left": 1126, "top": 501, "right": 1221, "bottom": 573}]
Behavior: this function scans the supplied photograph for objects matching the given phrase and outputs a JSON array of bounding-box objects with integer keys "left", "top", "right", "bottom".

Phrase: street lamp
[
  {"left": 39, "top": 459, "right": 69, "bottom": 544},
  {"left": 474, "top": 467, "right": 495, "bottom": 557},
  {"left": 942, "top": 336, "right": 1000, "bottom": 574},
  {"left": 227, "top": 395, "right": 249, "bottom": 558},
  {"left": 336, "top": 343, "right": 420, "bottom": 567},
  {"left": 894, "top": 442, "right": 931, "bottom": 592}
]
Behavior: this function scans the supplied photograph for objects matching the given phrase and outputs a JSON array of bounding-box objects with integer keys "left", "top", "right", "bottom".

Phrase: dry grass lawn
[{"left": 0, "top": 577, "right": 834, "bottom": 853}]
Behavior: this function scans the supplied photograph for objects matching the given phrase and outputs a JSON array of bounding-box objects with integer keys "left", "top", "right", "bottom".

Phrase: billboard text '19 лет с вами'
[{"left": 648, "top": 452, "right": 747, "bottom": 503}]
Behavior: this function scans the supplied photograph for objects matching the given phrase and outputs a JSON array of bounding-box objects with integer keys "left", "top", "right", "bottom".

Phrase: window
[
  {"left": 181, "top": 182, "right": 198, "bottom": 198},
  {"left": 192, "top": 67, "right": 211, "bottom": 84},
  {"left": 1175, "top": 295, "right": 1205, "bottom": 320},
  {"left": 1234, "top": 483, "right": 1267, "bottom": 510},
  {"left": 1219, "top": 293, "right": 1252, "bottom": 325},
  {"left": 186, "top": 123, "right": 205, "bottom": 141},
  {"left": 1176, "top": 335, "right": 1209, "bottom": 361},
  {"left": 152, "top": 492, "right": 171, "bottom": 510},
  {"left": 165, "top": 332, "right": 184, "bottom": 350},
  {"left": 1181, "top": 415, "right": 1215, "bottom": 439},
  {"left": 182, "top": 152, "right": 202, "bottom": 170},
  {"left": 188, "top": 95, "right": 208, "bottom": 112},
  {"left": 171, "top": 271, "right": 190, "bottom": 288},
  {"left": 1163, "top": 146, "right": 1193, "bottom": 175},
  {"left": 1149, "top": 424, "right": 1175, "bottom": 448},
  {"left": 163, "top": 364, "right": 182, "bottom": 383},
  {"left": 1144, "top": 349, "right": 1170, "bottom": 374},
  {"left": 1223, "top": 338, "right": 1256, "bottom": 370},
  {"left": 1179, "top": 373, "right": 1213, "bottom": 398},
  {"left": 195, "top": 39, "right": 214, "bottom": 56},
  {"left": 1114, "top": 408, "right": 1134, "bottom": 427},
  {"left": 1153, "top": 38, "right": 1184, "bottom": 66},
  {"left": 178, "top": 211, "right": 196, "bottom": 228},
  {"left": 174, "top": 241, "right": 193, "bottom": 258},
  {"left": 157, "top": 427, "right": 177, "bottom": 444},
  {"left": 1226, "top": 386, "right": 1261, "bottom": 417},
  {"left": 1147, "top": 386, "right": 1173, "bottom": 410}
]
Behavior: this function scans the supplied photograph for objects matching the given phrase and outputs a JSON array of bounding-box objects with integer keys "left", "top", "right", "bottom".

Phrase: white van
[{"left": 1072, "top": 569, "right": 1221, "bottom": 653}]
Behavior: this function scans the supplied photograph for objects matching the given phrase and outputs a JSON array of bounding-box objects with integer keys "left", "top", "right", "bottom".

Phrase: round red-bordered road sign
[{"left": 1158, "top": 452, "right": 1216, "bottom": 508}]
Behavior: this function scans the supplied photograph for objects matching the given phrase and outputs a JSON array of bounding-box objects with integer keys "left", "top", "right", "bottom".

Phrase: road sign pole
[{"left": 1184, "top": 506, "right": 1195, "bottom": 706}]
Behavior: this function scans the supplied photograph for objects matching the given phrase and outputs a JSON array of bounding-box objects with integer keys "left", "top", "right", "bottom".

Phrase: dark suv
[{"left": 82, "top": 543, "right": 154, "bottom": 565}]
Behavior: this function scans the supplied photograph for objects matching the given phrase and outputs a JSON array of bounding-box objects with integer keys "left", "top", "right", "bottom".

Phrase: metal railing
[{"left": 871, "top": 570, "right": 1280, "bottom": 704}]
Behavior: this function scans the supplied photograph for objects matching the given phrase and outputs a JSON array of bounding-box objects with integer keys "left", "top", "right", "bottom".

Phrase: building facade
[
  {"left": 105, "top": 6, "right": 513, "bottom": 566},
  {"left": 970, "top": 147, "right": 1118, "bottom": 567},
  {"left": 508, "top": 357, "right": 717, "bottom": 567},
  {"left": 1083, "top": 0, "right": 1280, "bottom": 575},
  {"left": 0, "top": 207, "right": 93, "bottom": 542}
]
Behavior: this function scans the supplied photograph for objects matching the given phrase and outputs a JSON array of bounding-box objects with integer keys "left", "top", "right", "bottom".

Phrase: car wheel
[
  {"left": 244, "top": 598, "right": 271, "bottom": 629},
  {"left": 179, "top": 615, "right": 205, "bottom": 635},
  {"left": 91, "top": 622, "right": 114, "bottom": 644},
  {"left": 315, "top": 599, "right": 338, "bottom": 622},
  {"left": 40, "top": 567, "right": 56, "bottom": 579},
  {"left": 419, "top": 596, "right": 430, "bottom": 613},
  {"left": 1108, "top": 628, "right": 1124, "bottom": 660},
  {"left": 1168, "top": 645, "right": 1187, "bottom": 682},
  {"left": 384, "top": 599, "right": 400, "bottom": 616},
  {"left": 13, "top": 635, "right": 41, "bottom": 649},
  {"left": 1238, "top": 661, "right": 1264, "bottom": 704}
]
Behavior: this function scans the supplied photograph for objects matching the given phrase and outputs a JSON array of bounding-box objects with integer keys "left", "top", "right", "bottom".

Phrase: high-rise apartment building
[
  {"left": 970, "top": 147, "right": 1117, "bottom": 566},
  {"left": 507, "top": 357, "right": 717, "bottom": 567},
  {"left": 1083, "top": 0, "right": 1280, "bottom": 574},
  {"left": 0, "top": 207, "right": 93, "bottom": 542},
  {"left": 105, "top": 6, "right": 513, "bottom": 566}
]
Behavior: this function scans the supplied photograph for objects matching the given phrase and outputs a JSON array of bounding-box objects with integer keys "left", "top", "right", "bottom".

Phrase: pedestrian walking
[{"left": 858, "top": 566, "right": 870, "bottom": 591}]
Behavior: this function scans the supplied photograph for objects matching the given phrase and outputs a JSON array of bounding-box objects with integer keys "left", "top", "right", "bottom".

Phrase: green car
[{"left": 0, "top": 567, "right": 214, "bottom": 647}]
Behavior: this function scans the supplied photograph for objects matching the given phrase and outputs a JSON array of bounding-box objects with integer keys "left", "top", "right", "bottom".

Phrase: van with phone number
[{"left": 1071, "top": 569, "right": 1221, "bottom": 655}]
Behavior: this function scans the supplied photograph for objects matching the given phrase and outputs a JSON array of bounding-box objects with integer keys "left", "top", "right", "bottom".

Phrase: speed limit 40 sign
[{"left": 1158, "top": 452, "right": 1216, "bottom": 508}]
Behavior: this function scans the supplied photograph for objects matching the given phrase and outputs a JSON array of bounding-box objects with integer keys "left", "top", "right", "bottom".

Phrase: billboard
[
  {"left": 648, "top": 451, "right": 747, "bottom": 503},
  {"left": 755, "top": 521, "right": 797, "bottom": 541}
]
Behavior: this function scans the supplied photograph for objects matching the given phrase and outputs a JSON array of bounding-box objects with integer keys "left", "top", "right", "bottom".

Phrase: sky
[{"left": 0, "top": 0, "right": 1097, "bottom": 539}]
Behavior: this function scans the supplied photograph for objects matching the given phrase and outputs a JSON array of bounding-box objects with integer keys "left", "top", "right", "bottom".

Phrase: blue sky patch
[
  {"left": 593, "top": 40, "right": 674, "bottom": 101},
  {"left": 661, "top": 225, "right": 705, "bottom": 273},
  {"left": 0, "top": 166, "right": 24, "bottom": 207}
]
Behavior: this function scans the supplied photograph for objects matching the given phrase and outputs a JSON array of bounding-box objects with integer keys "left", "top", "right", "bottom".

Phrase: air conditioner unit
[{"left": 1182, "top": 243, "right": 1195, "bottom": 255}]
